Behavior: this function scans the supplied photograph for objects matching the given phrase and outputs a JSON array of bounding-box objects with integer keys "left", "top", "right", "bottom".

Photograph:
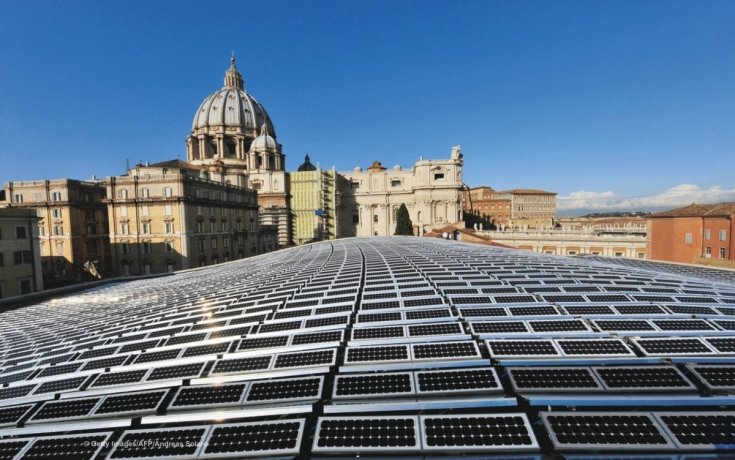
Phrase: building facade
[
  {"left": 462, "top": 186, "right": 512, "bottom": 228},
  {"left": 289, "top": 156, "right": 339, "bottom": 245},
  {"left": 186, "top": 56, "right": 290, "bottom": 247},
  {"left": 105, "top": 160, "right": 261, "bottom": 276},
  {"left": 0, "top": 208, "right": 43, "bottom": 299},
  {"left": 2, "top": 179, "right": 110, "bottom": 287},
  {"left": 647, "top": 202, "right": 735, "bottom": 267},
  {"left": 338, "top": 146, "right": 464, "bottom": 237},
  {"left": 493, "top": 189, "right": 557, "bottom": 229},
  {"left": 482, "top": 228, "right": 647, "bottom": 259}
]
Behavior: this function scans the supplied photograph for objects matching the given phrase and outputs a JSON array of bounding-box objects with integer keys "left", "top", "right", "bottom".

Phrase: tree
[{"left": 394, "top": 204, "right": 414, "bottom": 235}]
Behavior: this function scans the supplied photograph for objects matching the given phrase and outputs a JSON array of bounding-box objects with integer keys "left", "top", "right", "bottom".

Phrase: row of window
[
  {"left": 0, "top": 279, "right": 33, "bottom": 298},
  {"left": 197, "top": 236, "right": 232, "bottom": 252},
  {"left": 119, "top": 204, "right": 174, "bottom": 217},
  {"left": 119, "top": 221, "right": 175, "bottom": 235},
  {"left": 0, "top": 226, "right": 27, "bottom": 240},
  {"left": 120, "top": 241, "right": 175, "bottom": 255},
  {"left": 704, "top": 229, "right": 728, "bottom": 241},
  {"left": 117, "top": 187, "right": 174, "bottom": 199},
  {"left": 704, "top": 247, "right": 728, "bottom": 259},
  {"left": 0, "top": 251, "right": 33, "bottom": 267}
]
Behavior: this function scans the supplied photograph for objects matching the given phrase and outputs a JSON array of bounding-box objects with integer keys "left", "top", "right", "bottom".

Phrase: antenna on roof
[{"left": 125, "top": 159, "right": 130, "bottom": 173}]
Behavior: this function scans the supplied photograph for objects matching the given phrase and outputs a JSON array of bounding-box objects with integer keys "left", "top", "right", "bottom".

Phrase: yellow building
[
  {"left": 2, "top": 179, "right": 110, "bottom": 287},
  {"left": 105, "top": 160, "right": 262, "bottom": 276},
  {"left": 289, "top": 155, "right": 339, "bottom": 245},
  {"left": 0, "top": 208, "right": 44, "bottom": 299}
]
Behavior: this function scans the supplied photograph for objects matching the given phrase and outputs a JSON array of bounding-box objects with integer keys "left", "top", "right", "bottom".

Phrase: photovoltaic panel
[
  {"left": 556, "top": 339, "right": 635, "bottom": 357},
  {"left": 0, "top": 439, "right": 30, "bottom": 459},
  {"left": 91, "top": 369, "right": 149, "bottom": 388},
  {"left": 273, "top": 348, "right": 336, "bottom": 369},
  {"left": 108, "top": 426, "right": 209, "bottom": 459},
  {"left": 211, "top": 356, "right": 272, "bottom": 375},
  {"left": 632, "top": 337, "right": 716, "bottom": 356},
  {"left": 30, "top": 397, "right": 101, "bottom": 422},
  {"left": 541, "top": 412, "right": 674, "bottom": 451},
  {"left": 486, "top": 339, "right": 561, "bottom": 358},
  {"left": 415, "top": 367, "right": 501, "bottom": 394},
  {"left": 0, "top": 404, "right": 33, "bottom": 427},
  {"left": 508, "top": 367, "right": 603, "bottom": 392},
  {"left": 94, "top": 390, "right": 167, "bottom": 415},
  {"left": 471, "top": 321, "right": 529, "bottom": 334},
  {"left": 412, "top": 341, "right": 481, "bottom": 360},
  {"left": 593, "top": 366, "right": 696, "bottom": 392},
  {"left": 333, "top": 372, "right": 414, "bottom": 398},
  {"left": 421, "top": 414, "right": 539, "bottom": 451},
  {"left": 200, "top": 419, "right": 305, "bottom": 458},
  {"left": 245, "top": 376, "right": 323, "bottom": 403},
  {"left": 351, "top": 326, "right": 405, "bottom": 340},
  {"left": 133, "top": 348, "right": 182, "bottom": 364},
  {"left": 704, "top": 337, "right": 735, "bottom": 353},
  {"left": 238, "top": 335, "right": 289, "bottom": 350},
  {"left": 687, "top": 365, "right": 735, "bottom": 392},
  {"left": 345, "top": 345, "right": 410, "bottom": 364},
  {"left": 23, "top": 433, "right": 111, "bottom": 460},
  {"left": 171, "top": 384, "right": 247, "bottom": 409},
  {"left": 33, "top": 376, "right": 88, "bottom": 395},
  {"left": 313, "top": 416, "right": 420, "bottom": 452},
  {"left": 654, "top": 412, "right": 735, "bottom": 450},
  {"left": 146, "top": 362, "right": 205, "bottom": 381}
]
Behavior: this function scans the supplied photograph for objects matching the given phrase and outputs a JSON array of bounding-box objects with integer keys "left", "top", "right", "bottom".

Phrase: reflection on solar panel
[{"left": 2, "top": 237, "right": 735, "bottom": 457}]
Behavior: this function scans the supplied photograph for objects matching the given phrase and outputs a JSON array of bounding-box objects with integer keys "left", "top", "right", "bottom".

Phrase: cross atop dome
[{"left": 224, "top": 53, "right": 244, "bottom": 90}]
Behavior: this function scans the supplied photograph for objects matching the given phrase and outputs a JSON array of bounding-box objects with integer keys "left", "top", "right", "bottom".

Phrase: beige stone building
[
  {"left": 482, "top": 227, "right": 647, "bottom": 259},
  {"left": 2, "top": 179, "right": 110, "bottom": 287},
  {"left": 338, "top": 146, "right": 464, "bottom": 237},
  {"left": 0, "top": 208, "right": 43, "bottom": 298},
  {"left": 289, "top": 156, "right": 339, "bottom": 245},
  {"left": 493, "top": 189, "right": 557, "bottom": 229},
  {"left": 104, "top": 160, "right": 262, "bottom": 276},
  {"left": 186, "top": 56, "right": 290, "bottom": 247}
]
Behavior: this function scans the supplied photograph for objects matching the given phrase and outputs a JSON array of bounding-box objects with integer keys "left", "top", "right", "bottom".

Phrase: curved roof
[
  {"left": 297, "top": 154, "right": 316, "bottom": 172},
  {"left": 1, "top": 238, "right": 734, "bottom": 457},
  {"left": 191, "top": 56, "right": 276, "bottom": 137}
]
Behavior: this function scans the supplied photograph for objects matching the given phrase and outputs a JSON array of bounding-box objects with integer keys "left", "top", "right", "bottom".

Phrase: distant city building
[
  {"left": 338, "top": 146, "right": 465, "bottom": 237},
  {"left": 462, "top": 186, "right": 511, "bottom": 228},
  {"left": 493, "top": 189, "right": 557, "bottom": 229},
  {"left": 0, "top": 208, "right": 43, "bottom": 298},
  {"left": 104, "top": 160, "right": 262, "bottom": 276},
  {"left": 482, "top": 225, "right": 648, "bottom": 259},
  {"left": 647, "top": 202, "right": 734, "bottom": 267},
  {"left": 289, "top": 156, "right": 339, "bottom": 245},
  {"left": 2, "top": 179, "right": 109, "bottom": 287},
  {"left": 463, "top": 187, "right": 556, "bottom": 229},
  {"left": 186, "top": 56, "right": 290, "bottom": 247}
]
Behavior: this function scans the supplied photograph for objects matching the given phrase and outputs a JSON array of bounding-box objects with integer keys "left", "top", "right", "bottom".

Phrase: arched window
[{"left": 373, "top": 215, "right": 379, "bottom": 223}]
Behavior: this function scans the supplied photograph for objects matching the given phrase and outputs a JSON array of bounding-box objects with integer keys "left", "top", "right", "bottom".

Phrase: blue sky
[{"left": 1, "top": 1, "right": 733, "bottom": 214}]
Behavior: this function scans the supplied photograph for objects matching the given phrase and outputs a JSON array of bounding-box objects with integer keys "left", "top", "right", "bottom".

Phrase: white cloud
[{"left": 557, "top": 184, "right": 735, "bottom": 211}]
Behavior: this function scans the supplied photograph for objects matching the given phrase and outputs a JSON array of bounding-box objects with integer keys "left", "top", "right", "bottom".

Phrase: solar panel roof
[{"left": 1, "top": 237, "right": 734, "bottom": 457}]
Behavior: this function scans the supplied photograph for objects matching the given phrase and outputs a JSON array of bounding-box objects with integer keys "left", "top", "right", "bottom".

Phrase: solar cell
[
  {"left": 541, "top": 412, "right": 674, "bottom": 451},
  {"left": 412, "top": 341, "right": 481, "bottom": 360},
  {"left": 109, "top": 426, "right": 208, "bottom": 459},
  {"left": 313, "top": 416, "right": 420, "bottom": 452},
  {"left": 238, "top": 335, "right": 289, "bottom": 350},
  {"left": 508, "top": 367, "right": 603, "bottom": 392},
  {"left": 0, "top": 439, "right": 30, "bottom": 459},
  {"left": 201, "top": 420, "right": 305, "bottom": 458},
  {"left": 211, "top": 356, "right": 272, "bottom": 375},
  {"left": 0, "top": 404, "right": 33, "bottom": 426},
  {"left": 95, "top": 390, "right": 167, "bottom": 415},
  {"left": 655, "top": 412, "right": 735, "bottom": 450},
  {"left": 557, "top": 339, "right": 635, "bottom": 357},
  {"left": 91, "top": 369, "right": 148, "bottom": 387},
  {"left": 345, "top": 345, "right": 410, "bottom": 364},
  {"left": 486, "top": 339, "right": 560, "bottom": 358},
  {"left": 24, "top": 433, "right": 111, "bottom": 460},
  {"left": 334, "top": 372, "right": 414, "bottom": 398},
  {"left": 30, "top": 397, "right": 100, "bottom": 422},
  {"left": 632, "top": 338, "right": 715, "bottom": 356},
  {"left": 422, "top": 414, "right": 539, "bottom": 451},
  {"left": 246, "top": 376, "right": 323, "bottom": 402},
  {"left": 415, "top": 367, "right": 501, "bottom": 394},
  {"left": 688, "top": 365, "right": 735, "bottom": 391},
  {"left": 147, "top": 362, "right": 204, "bottom": 381},
  {"left": 593, "top": 366, "right": 695, "bottom": 391},
  {"left": 171, "top": 383, "right": 247, "bottom": 409}
]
